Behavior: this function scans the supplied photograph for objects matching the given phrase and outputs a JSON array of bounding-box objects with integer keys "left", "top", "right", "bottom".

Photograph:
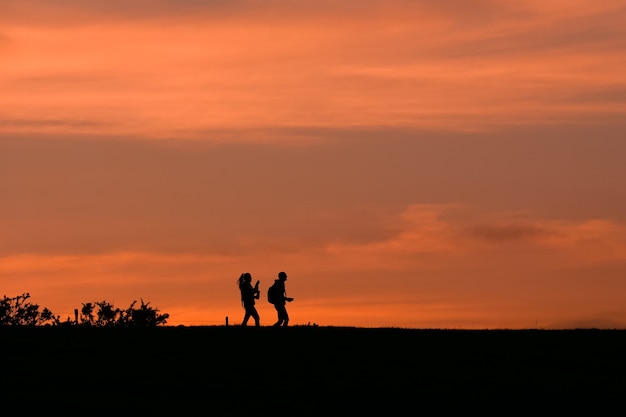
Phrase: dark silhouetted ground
[{"left": 2, "top": 326, "right": 624, "bottom": 415}]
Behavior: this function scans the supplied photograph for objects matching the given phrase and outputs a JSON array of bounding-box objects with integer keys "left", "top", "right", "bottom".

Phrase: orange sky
[{"left": 2, "top": 0, "right": 626, "bottom": 328}]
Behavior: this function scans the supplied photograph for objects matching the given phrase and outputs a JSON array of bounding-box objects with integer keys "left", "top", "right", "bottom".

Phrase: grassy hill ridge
[{"left": 2, "top": 326, "right": 624, "bottom": 414}]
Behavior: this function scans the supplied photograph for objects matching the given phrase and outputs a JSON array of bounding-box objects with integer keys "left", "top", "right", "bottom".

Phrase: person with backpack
[
  {"left": 267, "top": 271, "right": 293, "bottom": 327},
  {"left": 238, "top": 272, "right": 260, "bottom": 326}
]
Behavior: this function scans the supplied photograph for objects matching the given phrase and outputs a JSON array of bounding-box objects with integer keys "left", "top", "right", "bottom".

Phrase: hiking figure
[
  {"left": 268, "top": 271, "right": 293, "bottom": 327},
  {"left": 238, "top": 272, "right": 260, "bottom": 326}
]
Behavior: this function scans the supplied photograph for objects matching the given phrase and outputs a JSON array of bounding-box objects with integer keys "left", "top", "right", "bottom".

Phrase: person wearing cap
[{"left": 272, "top": 271, "right": 293, "bottom": 327}]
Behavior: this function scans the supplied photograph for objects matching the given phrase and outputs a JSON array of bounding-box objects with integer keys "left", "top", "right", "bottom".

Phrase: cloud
[
  {"left": 466, "top": 218, "right": 626, "bottom": 264},
  {"left": 469, "top": 223, "right": 554, "bottom": 243},
  {"left": 324, "top": 205, "right": 626, "bottom": 267},
  {"left": 563, "top": 86, "right": 626, "bottom": 104},
  {"left": 1, "top": 0, "right": 625, "bottom": 138},
  {"left": 0, "top": 0, "right": 417, "bottom": 26},
  {"left": 0, "top": 118, "right": 105, "bottom": 129},
  {"left": 3, "top": 128, "right": 626, "bottom": 259},
  {"left": 548, "top": 315, "right": 626, "bottom": 330},
  {"left": 323, "top": 205, "right": 463, "bottom": 272}
]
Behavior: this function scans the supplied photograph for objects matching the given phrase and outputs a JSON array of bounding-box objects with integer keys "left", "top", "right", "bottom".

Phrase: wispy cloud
[
  {"left": 469, "top": 223, "right": 552, "bottom": 243},
  {"left": 1, "top": 1, "right": 625, "bottom": 139},
  {"left": 325, "top": 205, "right": 626, "bottom": 267},
  {"left": 0, "top": 118, "right": 105, "bottom": 128}
]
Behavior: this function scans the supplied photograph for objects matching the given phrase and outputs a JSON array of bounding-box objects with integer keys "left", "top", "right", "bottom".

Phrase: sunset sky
[{"left": 2, "top": 0, "right": 626, "bottom": 329}]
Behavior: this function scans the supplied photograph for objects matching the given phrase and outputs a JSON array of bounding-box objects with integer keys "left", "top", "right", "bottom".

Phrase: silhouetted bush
[
  {"left": 1, "top": 293, "right": 169, "bottom": 327},
  {"left": 0, "top": 293, "right": 58, "bottom": 326},
  {"left": 79, "top": 299, "right": 169, "bottom": 327}
]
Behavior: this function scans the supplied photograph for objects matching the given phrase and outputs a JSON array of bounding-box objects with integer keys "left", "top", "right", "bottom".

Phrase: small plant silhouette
[
  {"left": 127, "top": 299, "right": 169, "bottom": 327},
  {"left": 1, "top": 293, "right": 169, "bottom": 327},
  {"left": 0, "top": 293, "right": 59, "bottom": 326},
  {"left": 80, "top": 299, "right": 169, "bottom": 327}
]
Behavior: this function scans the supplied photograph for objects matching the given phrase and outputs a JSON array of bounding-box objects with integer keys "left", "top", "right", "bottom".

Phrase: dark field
[{"left": 2, "top": 326, "right": 625, "bottom": 415}]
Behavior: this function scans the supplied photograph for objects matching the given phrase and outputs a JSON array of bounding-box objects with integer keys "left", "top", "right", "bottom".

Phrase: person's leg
[
  {"left": 242, "top": 308, "right": 251, "bottom": 326},
  {"left": 251, "top": 307, "right": 260, "bottom": 326},
  {"left": 273, "top": 305, "right": 282, "bottom": 326},
  {"left": 275, "top": 305, "right": 288, "bottom": 327},
  {"left": 281, "top": 308, "right": 289, "bottom": 327}
]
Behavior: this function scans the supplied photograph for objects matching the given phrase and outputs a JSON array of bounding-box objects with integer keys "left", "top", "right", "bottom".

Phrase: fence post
[
  {"left": 225, "top": 316, "right": 229, "bottom": 327},
  {"left": 74, "top": 308, "right": 78, "bottom": 324}
]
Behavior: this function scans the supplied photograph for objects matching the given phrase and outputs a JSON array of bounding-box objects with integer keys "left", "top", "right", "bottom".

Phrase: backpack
[{"left": 267, "top": 283, "right": 280, "bottom": 304}]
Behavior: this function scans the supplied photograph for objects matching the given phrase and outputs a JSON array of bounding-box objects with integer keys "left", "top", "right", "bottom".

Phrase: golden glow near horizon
[{"left": 2, "top": 1, "right": 626, "bottom": 328}]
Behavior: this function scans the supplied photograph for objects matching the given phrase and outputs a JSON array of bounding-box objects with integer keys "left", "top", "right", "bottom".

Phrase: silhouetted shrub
[
  {"left": 1, "top": 293, "right": 169, "bottom": 327},
  {"left": 0, "top": 293, "right": 59, "bottom": 326},
  {"left": 79, "top": 299, "right": 169, "bottom": 327},
  {"left": 127, "top": 299, "right": 170, "bottom": 327}
]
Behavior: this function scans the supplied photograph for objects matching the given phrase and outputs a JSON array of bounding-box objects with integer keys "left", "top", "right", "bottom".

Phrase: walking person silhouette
[
  {"left": 238, "top": 272, "right": 260, "bottom": 326},
  {"left": 269, "top": 271, "right": 293, "bottom": 327}
]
